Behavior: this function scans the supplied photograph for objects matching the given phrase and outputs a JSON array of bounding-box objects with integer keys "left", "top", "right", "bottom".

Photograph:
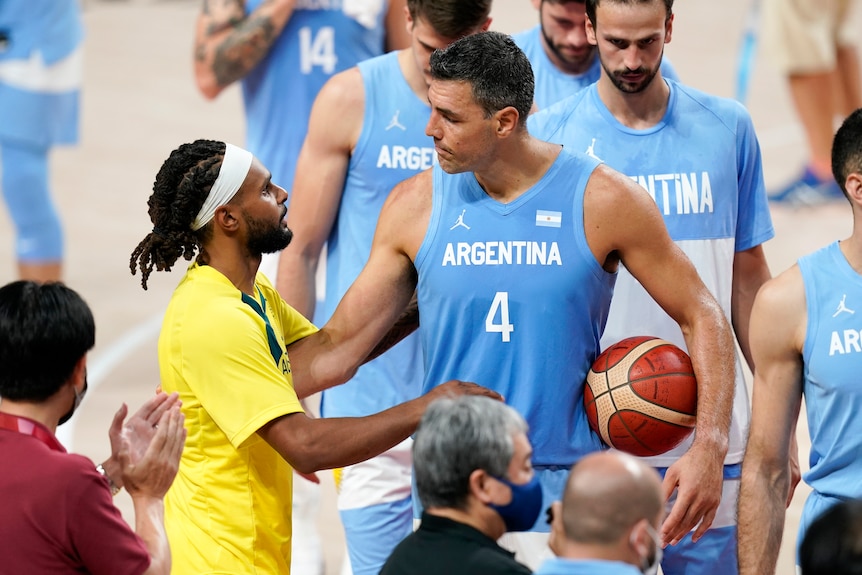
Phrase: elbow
[
  {"left": 293, "top": 364, "right": 358, "bottom": 400},
  {"left": 197, "top": 81, "right": 222, "bottom": 101},
  {"left": 194, "top": 70, "right": 224, "bottom": 100}
]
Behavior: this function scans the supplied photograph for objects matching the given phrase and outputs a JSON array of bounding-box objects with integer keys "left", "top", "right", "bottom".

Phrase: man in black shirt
[{"left": 380, "top": 396, "right": 536, "bottom": 575}]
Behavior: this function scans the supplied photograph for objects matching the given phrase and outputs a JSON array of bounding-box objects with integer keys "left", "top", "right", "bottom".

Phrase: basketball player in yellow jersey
[{"left": 130, "top": 139, "right": 500, "bottom": 574}]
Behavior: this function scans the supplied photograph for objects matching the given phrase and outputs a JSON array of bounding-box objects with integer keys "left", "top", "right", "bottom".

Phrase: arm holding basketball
[
  {"left": 731, "top": 244, "right": 772, "bottom": 370},
  {"left": 737, "top": 268, "right": 806, "bottom": 575},
  {"left": 584, "top": 166, "right": 735, "bottom": 545}
]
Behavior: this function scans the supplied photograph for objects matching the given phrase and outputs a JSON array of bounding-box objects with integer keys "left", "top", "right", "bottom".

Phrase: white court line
[{"left": 56, "top": 313, "right": 164, "bottom": 449}]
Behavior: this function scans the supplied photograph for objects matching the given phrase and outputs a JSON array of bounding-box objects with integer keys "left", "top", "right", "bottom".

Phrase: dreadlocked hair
[{"left": 130, "top": 139, "right": 226, "bottom": 290}]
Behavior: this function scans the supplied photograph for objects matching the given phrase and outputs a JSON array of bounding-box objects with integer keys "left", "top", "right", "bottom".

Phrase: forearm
[
  {"left": 265, "top": 399, "right": 427, "bottom": 473},
  {"left": 365, "top": 292, "right": 419, "bottom": 363},
  {"left": 132, "top": 495, "right": 171, "bottom": 575},
  {"left": 277, "top": 248, "right": 319, "bottom": 319},
  {"left": 194, "top": 0, "right": 296, "bottom": 97},
  {"left": 686, "top": 309, "right": 734, "bottom": 454},
  {"left": 737, "top": 459, "right": 788, "bottom": 575}
]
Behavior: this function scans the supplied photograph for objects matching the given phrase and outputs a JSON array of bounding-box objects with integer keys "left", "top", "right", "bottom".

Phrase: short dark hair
[
  {"left": 130, "top": 139, "right": 226, "bottom": 290},
  {"left": 832, "top": 108, "right": 862, "bottom": 198},
  {"left": 407, "top": 0, "right": 492, "bottom": 38},
  {"left": 0, "top": 281, "right": 95, "bottom": 401},
  {"left": 586, "top": 0, "right": 673, "bottom": 27},
  {"left": 429, "top": 31, "right": 534, "bottom": 126},
  {"left": 799, "top": 499, "right": 862, "bottom": 575},
  {"left": 413, "top": 396, "right": 528, "bottom": 510}
]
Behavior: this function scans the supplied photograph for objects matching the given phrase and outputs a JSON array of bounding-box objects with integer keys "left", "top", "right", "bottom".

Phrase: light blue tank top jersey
[
  {"left": 242, "top": 0, "right": 388, "bottom": 187},
  {"left": 798, "top": 242, "right": 862, "bottom": 499},
  {"left": 528, "top": 79, "right": 774, "bottom": 466},
  {"left": 319, "top": 51, "right": 431, "bottom": 418},
  {"left": 0, "top": 0, "right": 83, "bottom": 146},
  {"left": 415, "top": 151, "right": 614, "bottom": 465},
  {"left": 512, "top": 25, "right": 679, "bottom": 111}
]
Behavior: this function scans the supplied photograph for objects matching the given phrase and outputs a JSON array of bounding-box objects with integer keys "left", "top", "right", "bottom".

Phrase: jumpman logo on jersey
[
  {"left": 833, "top": 294, "right": 856, "bottom": 317},
  {"left": 585, "top": 138, "right": 602, "bottom": 161},
  {"left": 450, "top": 209, "right": 471, "bottom": 230},
  {"left": 385, "top": 110, "right": 407, "bottom": 131}
]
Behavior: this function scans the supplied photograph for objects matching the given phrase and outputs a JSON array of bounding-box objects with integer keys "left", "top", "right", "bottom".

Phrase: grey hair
[
  {"left": 429, "top": 31, "right": 534, "bottom": 127},
  {"left": 413, "top": 395, "right": 528, "bottom": 510}
]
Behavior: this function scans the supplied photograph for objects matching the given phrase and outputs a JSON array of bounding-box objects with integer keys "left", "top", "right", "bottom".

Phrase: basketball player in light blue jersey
[
  {"left": 277, "top": 2, "right": 491, "bottom": 574},
  {"left": 289, "top": 31, "right": 736, "bottom": 570},
  {"left": 0, "top": 0, "right": 83, "bottom": 283},
  {"left": 513, "top": 0, "right": 677, "bottom": 110},
  {"left": 738, "top": 109, "right": 862, "bottom": 574},
  {"left": 528, "top": 1, "right": 773, "bottom": 573},
  {"left": 192, "top": 2, "right": 409, "bottom": 571}
]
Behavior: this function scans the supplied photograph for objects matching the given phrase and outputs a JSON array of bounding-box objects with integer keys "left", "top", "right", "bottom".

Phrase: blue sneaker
[{"left": 769, "top": 167, "right": 845, "bottom": 206}]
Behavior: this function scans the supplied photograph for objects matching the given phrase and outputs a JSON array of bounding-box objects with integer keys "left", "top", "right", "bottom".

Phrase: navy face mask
[{"left": 490, "top": 475, "right": 544, "bottom": 532}]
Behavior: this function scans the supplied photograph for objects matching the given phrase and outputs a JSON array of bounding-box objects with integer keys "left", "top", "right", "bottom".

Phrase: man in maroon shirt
[{"left": 0, "top": 280, "right": 186, "bottom": 575}]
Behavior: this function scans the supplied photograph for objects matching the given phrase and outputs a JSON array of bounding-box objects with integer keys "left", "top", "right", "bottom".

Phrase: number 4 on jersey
[
  {"left": 299, "top": 26, "right": 337, "bottom": 74},
  {"left": 486, "top": 292, "right": 514, "bottom": 342}
]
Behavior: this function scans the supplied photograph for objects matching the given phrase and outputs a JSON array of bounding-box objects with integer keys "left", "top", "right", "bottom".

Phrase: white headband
[{"left": 190, "top": 143, "right": 254, "bottom": 231}]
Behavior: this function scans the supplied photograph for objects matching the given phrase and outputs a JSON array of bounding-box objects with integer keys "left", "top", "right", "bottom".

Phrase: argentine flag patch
[{"left": 535, "top": 210, "right": 562, "bottom": 228}]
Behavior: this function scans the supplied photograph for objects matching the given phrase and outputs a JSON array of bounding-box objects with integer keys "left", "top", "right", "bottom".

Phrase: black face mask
[{"left": 58, "top": 374, "right": 88, "bottom": 426}]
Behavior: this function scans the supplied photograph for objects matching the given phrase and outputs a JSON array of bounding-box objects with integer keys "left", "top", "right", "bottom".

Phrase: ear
[
  {"left": 212, "top": 204, "right": 241, "bottom": 233},
  {"left": 404, "top": 5, "right": 413, "bottom": 35},
  {"left": 481, "top": 17, "right": 493, "bottom": 32},
  {"left": 586, "top": 17, "right": 597, "bottom": 46},
  {"left": 531, "top": 0, "right": 540, "bottom": 10},
  {"left": 547, "top": 501, "right": 565, "bottom": 556},
  {"left": 69, "top": 355, "right": 87, "bottom": 391},
  {"left": 469, "top": 469, "right": 496, "bottom": 504},
  {"left": 845, "top": 172, "right": 862, "bottom": 202},
  {"left": 664, "top": 13, "right": 674, "bottom": 44},
  {"left": 627, "top": 519, "right": 651, "bottom": 558},
  {"left": 494, "top": 107, "right": 521, "bottom": 139}
]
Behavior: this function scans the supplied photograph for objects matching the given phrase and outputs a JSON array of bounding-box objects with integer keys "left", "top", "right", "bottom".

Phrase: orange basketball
[{"left": 584, "top": 336, "right": 697, "bottom": 457}]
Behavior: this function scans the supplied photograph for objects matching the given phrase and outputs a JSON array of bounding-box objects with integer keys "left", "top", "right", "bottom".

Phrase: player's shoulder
[
  {"left": 317, "top": 65, "right": 365, "bottom": 109},
  {"left": 511, "top": 25, "right": 539, "bottom": 50},
  {"left": 755, "top": 262, "right": 805, "bottom": 317},
  {"left": 669, "top": 79, "right": 753, "bottom": 129},
  {"left": 529, "top": 85, "right": 592, "bottom": 138},
  {"left": 392, "top": 166, "right": 433, "bottom": 198}
]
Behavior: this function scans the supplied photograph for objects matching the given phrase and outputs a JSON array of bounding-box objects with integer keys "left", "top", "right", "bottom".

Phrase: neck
[
  {"left": 0, "top": 399, "right": 60, "bottom": 434},
  {"left": 400, "top": 49, "right": 430, "bottom": 105},
  {"left": 426, "top": 505, "right": 504, "bottom": 540},
  {"left": 596, "top": 72, "right": 669, "bottom": 130},
  {"left": 200, "top": 239, "right": 260, "bottom": 295},
  {"left": 841, "top": 224, "right": 862, "bottom": 274},
  {"left": 553, "top": 540, "right": 637, "bottom": 566},
  {"left": 475, "top": 136, "right": 561, "bottom": 203}
]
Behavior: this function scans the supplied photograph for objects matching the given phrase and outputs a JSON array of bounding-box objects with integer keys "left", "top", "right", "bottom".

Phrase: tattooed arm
[{"left": 194, "top": 0, "right": 296, "bottom": 99}]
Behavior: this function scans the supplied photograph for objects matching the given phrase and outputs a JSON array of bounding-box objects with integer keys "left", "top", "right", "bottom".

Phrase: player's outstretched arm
[
  {"left": 193, "top": 0, "right": 296, "bottom": 99},
  {"left": 584, "top": 165, "right": 734, "bottom": 544},
  {"left": 259, "top": 379, "right": 502, "bottom": 473},
  {"left": 731, "top": 245, "right": 772, "bottom": 371},
  {"left": 737, "top": 268, "right": 806, "bottom": 575},
  {"left": 277, "top": 68, "right": 365, "bottom": 317},
  {"left": 287, "top": 171, "right": 431, "bottom": 398}
]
